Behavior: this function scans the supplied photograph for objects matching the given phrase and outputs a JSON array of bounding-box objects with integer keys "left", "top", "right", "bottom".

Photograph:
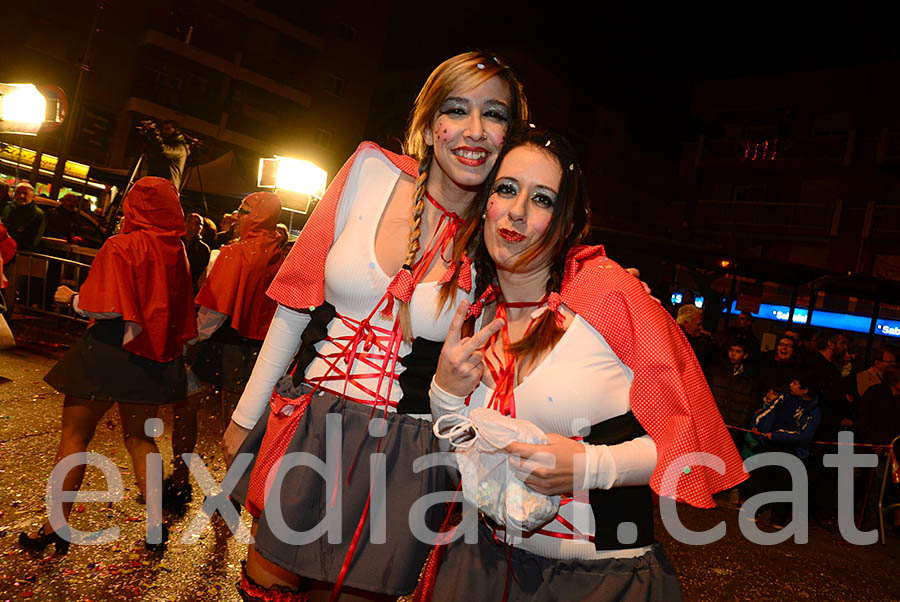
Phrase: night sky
[{"left": 374, "top": 5, "right": 900, "bottom": 159}]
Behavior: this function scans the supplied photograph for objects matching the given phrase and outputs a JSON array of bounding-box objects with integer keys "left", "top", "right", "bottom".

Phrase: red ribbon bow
[
  {"left": 546, "top": 292, "right": 566, "bottom": 328},
  {"left": 438, "top": 254, "right": 473, "bottom": 293},
  {"left": 270, "top": 391, "right": 312, "bottom": 417},
  {"left": 465, "top": 284, "right": 497, "bottom": 319},
  {"left": 380, "top": 268, "right": 416, "bottom": 319}
]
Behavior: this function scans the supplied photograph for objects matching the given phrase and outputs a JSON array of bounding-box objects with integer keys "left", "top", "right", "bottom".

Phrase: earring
[{"left": 481, "top": 213, "right": 486, "bottom": 219}]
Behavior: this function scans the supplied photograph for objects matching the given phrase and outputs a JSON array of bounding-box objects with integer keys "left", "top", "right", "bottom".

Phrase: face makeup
[
  {"left": 483, "top": 144, "right": 562, "bottom": 273},
  {"left": 425, "top": 76, "right": 511, "bottom": 195}
]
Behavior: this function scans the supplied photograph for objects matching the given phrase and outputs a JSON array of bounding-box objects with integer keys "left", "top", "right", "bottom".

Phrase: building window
[
  {"left": 326, "top": 74, "right": 345, "bottom": 97},
  {"left": 732, "top": 184, "right": 767, "bottom": 203},
  {"left": 338, "top": 23, "right": 357, "bottom": 43},
  {"left": 812, "top": 112, "right": 853, "bottom": 136},
  {"left": 314, "top": 128, "right": 332, "bottom": 148}
]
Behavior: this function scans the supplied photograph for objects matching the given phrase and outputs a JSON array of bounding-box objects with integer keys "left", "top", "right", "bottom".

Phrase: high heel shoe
[{"left": 18, "top": 525, "right": 70, "bottom": 555}]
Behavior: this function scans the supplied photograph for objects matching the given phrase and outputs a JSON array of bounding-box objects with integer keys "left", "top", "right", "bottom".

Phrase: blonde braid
[{"left": 397, "top": 156, "right": 431, "bottom": 341}]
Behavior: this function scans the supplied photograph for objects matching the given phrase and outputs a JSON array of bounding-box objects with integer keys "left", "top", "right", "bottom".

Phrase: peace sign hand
[{"left": 433, "top": 300, "right": 505, "bottom": 398}]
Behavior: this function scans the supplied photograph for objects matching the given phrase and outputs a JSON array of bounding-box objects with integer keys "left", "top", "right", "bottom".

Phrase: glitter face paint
[
  {"left": 424, "top": 76, "right": 511, "bottom": 194},
  {"left": 484, "top": 145, "right": 561, "bottom": 273}
]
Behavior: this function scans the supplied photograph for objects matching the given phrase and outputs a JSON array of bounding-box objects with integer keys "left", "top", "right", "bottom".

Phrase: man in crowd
[
  {"left": 799, "top": 327, "right": 820, "bottom": 354},
  {"left": 0, "top": 183, "right": 45, "bottom": 251},
  {"left": 215, "top": 211, "right": 238, "bottom": 249},
  {"left": 810, "top": 332, "right": 853, "bottom": 436},
  {"left": 728, "top": 311, "right": 761, "bottom": 368},
  {"left": 757, "top": 334, "right": 798, "bottom": 396},
  {"left": 138, "top": 119, "right": 190, "bottom": 191},
  {"left": 0, "top": 181, "right": 11, "bottom": 206},
  {"left": 708, "top": 337, "right": 756, "bottom": 442},
  {"left": 856, "top": 364, "right": 900, "bottom": 533},
  {"left": 44, "top": 193, "right": 81, "bottom": 240},
  {"left": 677, "top": 304, "right": 712, "bottom": 370},
  {"left": 856, "top": 345, "right": 899, "bottom": 398},
  {"left": 182, "top": 212, "right": 210, "bottom": 294},
  {"left": 804, "top": 331, "right": 855, "bottom": 522}
]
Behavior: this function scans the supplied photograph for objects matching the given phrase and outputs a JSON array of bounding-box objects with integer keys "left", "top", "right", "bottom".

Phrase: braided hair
[{"left": 397, "top": 51, "right": 529, "bottom": 339}]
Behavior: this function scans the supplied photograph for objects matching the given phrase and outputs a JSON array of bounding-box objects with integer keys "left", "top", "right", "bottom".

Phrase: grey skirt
[
  {"left": 431, "top": 521, "right": 682, "bottom": 602},
  {"left": 231, "top": 377, "right": 450, "bottom": 596}
]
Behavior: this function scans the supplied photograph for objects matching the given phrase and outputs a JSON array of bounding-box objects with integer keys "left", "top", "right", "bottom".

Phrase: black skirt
[
  {"left": 44, "top": 318, "right": 186, "bottom": 405},
  {"left": 190, "top": 323, "right": 262, "bottom": 393}
]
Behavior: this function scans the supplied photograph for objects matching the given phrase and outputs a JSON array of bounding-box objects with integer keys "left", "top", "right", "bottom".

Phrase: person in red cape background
[
  {"left": 163, "top": 192, "right": 284, "bottom": 515},
  {"left": 20, "top": 177, "right": 196, "bottom": 556},
  {"left": 0, "top": 217, "right": 17, "bottom": 291}
]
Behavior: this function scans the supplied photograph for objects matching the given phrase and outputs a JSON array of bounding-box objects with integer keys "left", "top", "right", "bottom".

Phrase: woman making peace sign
[{"left": 429, "top": 128, "right": 746, "bottom": 601}]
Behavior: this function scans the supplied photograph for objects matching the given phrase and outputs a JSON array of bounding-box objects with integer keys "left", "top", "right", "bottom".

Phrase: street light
[
  {"left": 257, "top": 155, "right": 327, "bottom": 213},
  {"left": 0, "top": 83, "right": 66, "bottom": 135}
]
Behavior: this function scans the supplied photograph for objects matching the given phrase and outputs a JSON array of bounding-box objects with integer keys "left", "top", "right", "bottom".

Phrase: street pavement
[{"left": 0, "top": 335, "right": 898, "bottom": 601}]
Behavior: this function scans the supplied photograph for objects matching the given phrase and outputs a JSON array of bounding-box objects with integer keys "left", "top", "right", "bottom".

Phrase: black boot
[
  {"left": 19, "top": 525, "right": 70, "bottom": 555},
  {"left": 145, "top": 523, "right": 169, "bottom": 557}
]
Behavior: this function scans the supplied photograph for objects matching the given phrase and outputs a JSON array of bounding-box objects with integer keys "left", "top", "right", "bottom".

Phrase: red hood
[
  {"left": 239, "top": 192, "right": 281, "bottom": 239},
  {"left": 122, "top": 177, "right": 186, "bottom": 236},
  {"left": 195, "top": 191, "right": 284, "bottom": 340}
]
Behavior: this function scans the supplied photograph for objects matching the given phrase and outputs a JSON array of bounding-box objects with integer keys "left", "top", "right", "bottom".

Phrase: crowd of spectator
[
  {"left": 2, "top": 172, "right": 896, "bottom": 535},
  {"left": 0, "top": 176, "right": 294, "bottom": 312},
  {"left": 679, "top": 304, "right": 900, "bottom": 532}
]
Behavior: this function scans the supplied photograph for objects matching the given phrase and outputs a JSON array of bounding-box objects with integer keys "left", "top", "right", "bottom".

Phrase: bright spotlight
[
  {"left": 0, "top": 84, "right": 47, "bottom": 134},
  {"left": 1, "top": 84, "right": 45, "bottom": 122},
  {"left": 0, "top": 83, "right": 66, "bottom": 135},
  {"left": 273, "top": 156, "right": 327, "bottom": 197}
]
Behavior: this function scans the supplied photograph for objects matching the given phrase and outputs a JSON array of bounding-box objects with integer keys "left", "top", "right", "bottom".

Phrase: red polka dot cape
[
  {"left": 561, "top": 244, "right": 747, "bottom": 508},
  {"left": 267, "top": 142, "right": 419, "bottom": 309}
]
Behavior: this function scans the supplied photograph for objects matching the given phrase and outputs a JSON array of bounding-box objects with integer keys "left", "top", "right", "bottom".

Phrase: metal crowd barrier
[{"left": 5, "top": 249, "right": 93, "bottom": 322}]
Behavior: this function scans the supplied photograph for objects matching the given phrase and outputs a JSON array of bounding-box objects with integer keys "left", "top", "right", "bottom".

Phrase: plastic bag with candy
[{"left": 434, "top": 407, "right": 560, "bottom": 532}]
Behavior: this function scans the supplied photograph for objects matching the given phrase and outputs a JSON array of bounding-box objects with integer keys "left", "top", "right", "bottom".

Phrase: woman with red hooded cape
[
  {"left": 163, "top": 192, "right": 284, "bottom": 514},
  {"left": 20, "top": 177, "right": 196, "bottom": 556}
]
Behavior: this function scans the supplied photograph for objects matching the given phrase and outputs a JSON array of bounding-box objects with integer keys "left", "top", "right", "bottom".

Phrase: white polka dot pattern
[{"left": 560, "top": 245, "right": 748, "bottom": 508}]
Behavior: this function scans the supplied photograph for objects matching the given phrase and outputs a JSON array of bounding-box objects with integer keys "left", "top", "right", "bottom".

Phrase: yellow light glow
[
  {"left": 0, "top": 144, "right": 89, "bottom": 179},
  {"left": 274, "top": 155, "right": 327, "bottom": 197},
  {"left": 0, "top": 84, "right": 46, "bottom": 124}
]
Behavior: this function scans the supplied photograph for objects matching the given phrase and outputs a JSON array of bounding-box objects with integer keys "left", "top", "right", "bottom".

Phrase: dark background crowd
[{"left": 677, "top": 303, "right": 899, "bottom": 530}]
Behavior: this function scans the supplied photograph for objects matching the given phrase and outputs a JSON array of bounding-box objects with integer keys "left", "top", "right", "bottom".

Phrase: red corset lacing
[{"left": 293, "top": 191, "right": 469, "bottom": 602}]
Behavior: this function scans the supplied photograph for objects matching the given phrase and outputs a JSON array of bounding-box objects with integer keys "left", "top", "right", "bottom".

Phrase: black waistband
[
  {"left": 290, "top": 302, "right": 337, "bottom": 387},
  {"left": 584, "top": 411, "right": 654, "bottom": 550}
]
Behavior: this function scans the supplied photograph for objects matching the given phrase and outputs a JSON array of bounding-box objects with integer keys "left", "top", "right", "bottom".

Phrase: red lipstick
[
  {"left": 498, "top": 228, "right": 525, "bottom": 242},
  {"left": 452, "top": 146, "right": 489, "bottom": 167}
]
